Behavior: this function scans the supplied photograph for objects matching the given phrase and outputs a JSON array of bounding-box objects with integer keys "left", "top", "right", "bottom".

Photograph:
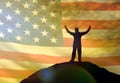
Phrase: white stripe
[
  {"left": 1, "top": 59, "right": 120, "bottom": 75},
  {"left": 0, "top": 59, "right": 52, "bottom": 70},
  {"left": 0, "top": 42, "right": 119, "bottom": 57},
  {"left": 61, "top": 0, "right": 120, "bottom": 3},
  {"left": 0, "top": 59, "right": 120, "bottom": 75},
  {"left": 103, "top": 66, "right": 120, "bottom": 75},
  {"left": 0, "top": 77, "right": 21, "bottom": 83},
  {"left": 62, "top": 11, "right": 120, "bottom": 20},
  {"left": 62, "top": 29, "right": 120, "bottom": 39}
]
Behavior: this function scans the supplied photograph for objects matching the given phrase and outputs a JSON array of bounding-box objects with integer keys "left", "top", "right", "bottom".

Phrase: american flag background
[{"left": 0, "top": 0, "right": 120, "bottom": 83}]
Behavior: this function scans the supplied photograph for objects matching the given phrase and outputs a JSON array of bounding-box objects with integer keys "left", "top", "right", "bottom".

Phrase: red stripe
[
  {"left": 83, "top": 56, "right": 120, "bottom": 66},
  {"left": 63, "top": 38, "right": 120, "bottom": 47},
  {"left": 0, "top": 50, "right": 68, "bottom": 64},
  {"left": 62, "top": 2, "right": 120, "bottom": 10},
  {"left": 0, "top": 55, "right": 120, "bottom": 78},
  {"left": 0, "top": 50, "right": 120, "bottom": 66},
  {"left": 0, "top": 69, "right": 34, "bottom": 78},
  {"left": 62, "top": 20, "right": 120, "bottom": 30}
]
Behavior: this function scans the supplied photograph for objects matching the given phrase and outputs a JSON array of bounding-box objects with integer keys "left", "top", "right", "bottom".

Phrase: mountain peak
[{"left": 20, "top": 62, "right": 120, "bottom": 83}]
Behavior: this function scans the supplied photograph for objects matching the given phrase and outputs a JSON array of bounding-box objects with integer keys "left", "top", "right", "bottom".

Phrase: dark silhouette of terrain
[{"left": 20, "top": 62, "right": 120, "bottom": 83}]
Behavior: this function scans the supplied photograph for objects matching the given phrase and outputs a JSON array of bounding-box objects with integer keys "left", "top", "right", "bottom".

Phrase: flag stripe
[
  {"left": 0, "top": 51, "right": 120, "bottom": 66},
  {"left": 62, "top": 2, "right": 120, "bottom": 10},
  {"left": 62, "top": 29, "right": 120, "bottom": 39},
  {"left": 102, "top": 66, "right": 120, "bottom": 75},
  {"left": 0, "top": 59, "right": 52, "bottom": 70},
  {"left": 0, "top": 77, "right": 21, "bottom": 83},
  {"left": 0, "top": 38, "right": 119, "bottom": 48},
  {"left": 0, "top": 60, "right": 120, "bottom": 74},
  {"left": 0, "top": 69, "right": 34, "bottom": 78},
  {"left": 64, "top": 38, "right": 120, "bottom": 47},
  {"left": 62, "top": 11, "right": 120, "bottom": 20},
  {"left": 82, "top": 57, "right": 120, "bottom": 66},
  {"left": 62, "top": 20, "right": 120, "bottom": 30},
  {"left": 61, "top": 0, "right": 120, "bottom": 3},
  {"left": 0, "top": 42, "right": 120, "bottom": 57}
]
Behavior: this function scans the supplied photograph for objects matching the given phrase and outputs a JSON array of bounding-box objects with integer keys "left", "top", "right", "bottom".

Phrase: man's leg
[
  {"left": 78, "top": 47, "right": 81, "bottom": 62},
  {"left": 70, "top": 47, "right": 76, "bottom": 62}
]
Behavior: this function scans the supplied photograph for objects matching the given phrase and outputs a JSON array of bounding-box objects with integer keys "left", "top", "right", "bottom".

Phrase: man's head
[{"left": 75, "top": 27, "right": 79, "bottom": 32}]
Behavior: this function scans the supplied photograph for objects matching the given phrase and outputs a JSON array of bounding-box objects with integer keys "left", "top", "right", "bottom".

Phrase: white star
[
  {"left": 5, "top": 1, "right": 12, "bottom": 8},
  {"left": 40, "top": 17, "right": 47, "bottom": 23},
  {"left": 0, "top": 21, "right": 3, "bottom": 26},
  {"left": 14, "top": 8, "right": 21, "bottom": 15},
  {"left": 24, "top": 30, "right": 31, "bottom": 36},
  {"left": 50, "top": 12, "right": 56, "bottom": 17},
  {"left": 32, "top": 9, "right": 38, "bottom": 16},
  {"left": 24, "top": 16, "right": 30, "bottom": 22},
  {"left": 16, "top": 35, "right": 22, "bottom": 41},
  {"left": 0, "top": 9, "right": 3, "bottom": 14},
  {"left": 40, "top": 5, "right": 46, "bottom": 10},
  {"left": 33, "top": 0, "right": 37, "bottom": 3},
  {"left": 5, "top": 15, "right": 12, "bottom": 21},
  {"left": 50, "top": 37, "right": 57, "bottom": 44},
  {"left": 7, "top": 28, "right": 13, "bottom": 33},
  {"left": 0, "top": 32, "right": 5, "bottom": 38},
  {"left": 23, "top": 2, "right": 30, "bottom": 9},
  {"left": 41, "top": 30, "right": 48, "bottom": 37},
  {"left": 15, "top": 22, "right": 21, "bottom": 28},
  {"left": 32, "top": 23, "right": 39, "bottom": 29},
  {"left": 33, "top": 36, "right": 40, "bottom": 43},
  {"left": 50, "top": 24, "right": 56, "bottom": 30}
]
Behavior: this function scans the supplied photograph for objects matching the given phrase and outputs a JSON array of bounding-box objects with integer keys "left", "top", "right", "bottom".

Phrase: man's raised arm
[
  {"left": 81, "top": 25, "right": 91, "bottom": 35},
  {"left": 64, "top": 25, "right": 74, "bottom": 35}
]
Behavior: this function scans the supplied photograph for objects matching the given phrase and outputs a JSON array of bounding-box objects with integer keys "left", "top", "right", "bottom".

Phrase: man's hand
[
  {"left": 64, "top": 25, "right": 67, "bottom": 28},
  {"left": 89, "top": 25, "right": 91, "bottom": 28}
]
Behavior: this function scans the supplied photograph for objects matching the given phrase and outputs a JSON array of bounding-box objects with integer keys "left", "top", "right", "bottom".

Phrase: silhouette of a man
[{"left": 65, "top": 25, "right": 91, "bottom": 62}]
